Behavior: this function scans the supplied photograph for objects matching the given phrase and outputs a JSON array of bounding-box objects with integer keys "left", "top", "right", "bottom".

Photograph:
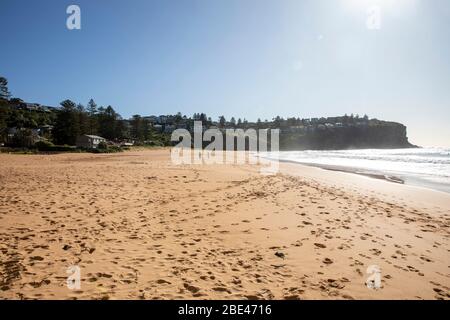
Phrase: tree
[
  {"left": 87, "top": 99, "right": 98, "bottom": 134},
  {"left": 142, "top": 118, "right": 151, "bottom": 141},
  {"left": 199, "top": 113, "right": 207, "bottom": 124},
  {"left": 8, "top": 128, "right": 37, "bottom": 148},
  {"left": 273, "top": 116, "right": 282, "bottom": 128},
  {"left": 115, "top": 119, "right": 127, "bottom": 140},
  {"left": 10, "top": 98, "right": 23, "bottom": 105},
  {"left": 230, "top": 117, "right": 236, "bottom": 126},
  {"left": 0, "top": 104, "right": 8, "bottom": 141},
  {"left": 97, "top": 105, "right": 121, "bottom": 140},
  {"left": 174, "top": 112, "right": 183, "bottom": 123},
  {"left": 77, "top": 104, "right": 90, "bottom": 136},
  {"left": 0, "top": 77, "right": 11, "bottom": 101},
  {"left": 130, "top": 114, "right": 145, "bottom": 141},
  {"left": 219, "top": 116, "right": 226, "bottom": 128},
  {"left": 53, "top": 100, "right": 79, "bottom": 145}
]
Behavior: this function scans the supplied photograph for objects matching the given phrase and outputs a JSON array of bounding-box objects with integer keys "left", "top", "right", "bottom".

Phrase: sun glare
[{"left": 343, "top": 0, "right": 418, "bottom": 15}]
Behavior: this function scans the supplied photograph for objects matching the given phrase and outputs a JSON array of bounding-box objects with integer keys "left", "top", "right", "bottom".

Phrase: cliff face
[
  {"left": 280, "top": 122, "right": 415, "bottom": 150},
  {"left": 204, "top": 121, "right": 415, "bottom": 151}
]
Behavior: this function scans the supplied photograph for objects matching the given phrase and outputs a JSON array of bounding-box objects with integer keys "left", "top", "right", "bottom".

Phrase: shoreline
[
  {"left": 277, "top": 159, "right": 405, "bottom": 184},
  {"left": 278, "top": 160, "right": 450, "bottom": 211},
  {"left": 273, "top": 158, "right": 450, "bottom": 195}
]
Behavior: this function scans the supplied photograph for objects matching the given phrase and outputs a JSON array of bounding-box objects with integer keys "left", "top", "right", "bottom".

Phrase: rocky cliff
[{"left": 280, "top": 122, "right": 416, "bottom": 150}]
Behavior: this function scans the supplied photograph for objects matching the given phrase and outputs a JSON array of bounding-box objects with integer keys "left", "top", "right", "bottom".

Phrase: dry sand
[{"left": 0, "top": 149, "right": 449, "bottom": 300}]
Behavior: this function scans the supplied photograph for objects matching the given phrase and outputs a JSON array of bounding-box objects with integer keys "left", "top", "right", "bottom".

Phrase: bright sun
[{"left": 343, "top": 0, "right": 417, "bottom": 15}]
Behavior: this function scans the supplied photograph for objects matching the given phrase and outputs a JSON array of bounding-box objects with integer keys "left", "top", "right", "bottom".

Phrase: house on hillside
[
  {"left": 164, "top": 125, "right": 176, "bottom": 133},
  {"left": 153, "top": 124, "right": 163, "bottom": 132},
  {"left": 76, "top": 135, "right": 106, "bottom": 149},
  {"left": 157, "top": 115, "right": 168, "bottom": 124},
  {"left": 143, "top": 116, "right": 158, "bottom": 124}
]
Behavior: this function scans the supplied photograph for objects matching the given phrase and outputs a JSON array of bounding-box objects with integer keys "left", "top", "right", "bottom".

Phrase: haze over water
[{"left": 267, "top": 148, "right": 450, "bottom": 193}]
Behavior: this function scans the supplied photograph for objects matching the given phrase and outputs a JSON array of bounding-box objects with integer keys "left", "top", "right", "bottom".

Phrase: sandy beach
[{"left": 0, "top": 149, "right": 449, "bottom": 300}]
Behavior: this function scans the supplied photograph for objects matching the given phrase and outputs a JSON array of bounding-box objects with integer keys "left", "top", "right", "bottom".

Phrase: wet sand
[
  {"left": 278, "top": 160, "right": 406, "bottom": 184},
  {"left": 0, "top": 149, "right": 449, "bottom": 300}
]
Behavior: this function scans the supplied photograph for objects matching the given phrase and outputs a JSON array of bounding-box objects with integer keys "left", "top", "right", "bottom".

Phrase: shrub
[
  {"left": 37, "top": 143, "right": 77, "bottom": 152},
  {"left": 7, "top": 129, "right": 38, "bottom": 148},
  {"left": 49, "top": 145, "right": 77, "bottom": 152},
  {"left": 89, "top": 145, "right": 123, "bottom": 153},
  {"left": 35, "top": 140, "right": 54, "bottom": 151},
  {"left": 98, "top": 141, "right": 108, "bottom": 150}
]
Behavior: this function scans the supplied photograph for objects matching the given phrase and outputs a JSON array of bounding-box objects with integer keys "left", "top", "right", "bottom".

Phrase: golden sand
[{"left": 0, "top": 149, "right": 449, "bottom": 299}]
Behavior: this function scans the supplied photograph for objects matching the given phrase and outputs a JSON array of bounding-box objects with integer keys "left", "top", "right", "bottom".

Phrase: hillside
[
  {"left": 279, "top": 121, "right": 415, "bottom": 150},
  {"left": 0, "top": 99, "right": 416, "bottom": 150}
]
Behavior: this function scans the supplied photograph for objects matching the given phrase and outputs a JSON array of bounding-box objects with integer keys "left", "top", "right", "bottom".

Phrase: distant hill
[
  {"left": 278, "top": 121, "right": 416, "bottom": 150},
  {"left": 0, "top": 98, "right": 416, "bottom": 150}
]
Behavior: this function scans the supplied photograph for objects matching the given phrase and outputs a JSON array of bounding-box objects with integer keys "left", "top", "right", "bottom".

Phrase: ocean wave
[{"left": 264, "top": 148, "right": 450, "bottom": 193}]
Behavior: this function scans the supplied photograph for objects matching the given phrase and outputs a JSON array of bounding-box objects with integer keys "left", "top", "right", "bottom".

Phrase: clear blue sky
[{"left": 1, "top": 0, "right": 449, "bottom": 146}]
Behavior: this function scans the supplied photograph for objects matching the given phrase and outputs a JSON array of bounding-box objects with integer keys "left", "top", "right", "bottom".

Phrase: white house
[{"left": 76, "top": 135, "right": 106, "bottom": 149}]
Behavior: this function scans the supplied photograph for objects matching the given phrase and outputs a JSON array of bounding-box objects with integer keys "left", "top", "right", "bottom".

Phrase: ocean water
[{"left": 264, "top": 148, "right": 450, "bottom": 193}]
